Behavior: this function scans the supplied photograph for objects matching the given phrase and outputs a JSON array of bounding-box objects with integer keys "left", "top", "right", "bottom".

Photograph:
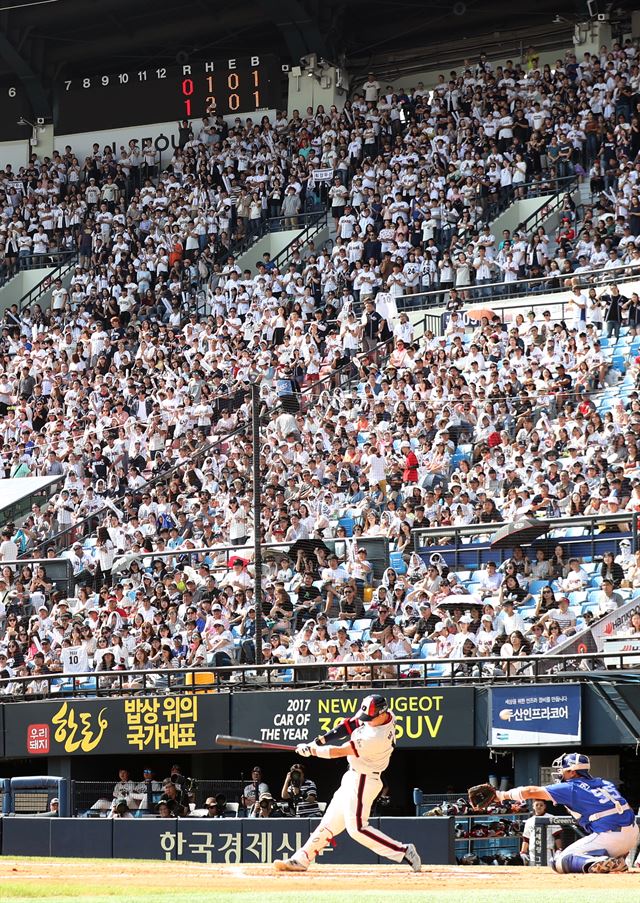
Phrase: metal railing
[
  {"left": 24, "top": 328, "right": 393, "bottom": 560},
  {"left": 271, "top": 208, "right": 329, "bottom": 270},
  {"left": 0, "top": 556, "right": 74, "bottom": 598},
  {"left": 109, "top": 535, "right": 390, "bottom": 582},
  {"left": 517, "top": 174, "right": 579, "bottom": 233},
  {"left": 193, "top": 209, "right": 329, "bottom": 316},
  {"left": 413, "top": 512, "right": 638, "bottom": 565},
  {"left": 1, "top": 651, "right": 638, "bottom": 702},
  {"left": 15, "top": 252, "right": 79, "bottom": 317},
  {"left": 0, "top": 250, "right": 77, "bottom": 293},
  {"left": 396, "top": 256, "right": 640, "bottom": 315},
  {"left": 71, "top": 779, "right": 245, "bottom": 816},
  {"left": 486, "top": 174, "right": 577, "bottom": 227},
  {"left": 218, "top": 209, "right": 328, "bottom": 265}
]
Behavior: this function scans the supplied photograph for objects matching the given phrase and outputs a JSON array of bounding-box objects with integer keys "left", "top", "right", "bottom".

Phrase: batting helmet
[
  {"left": 358, "top": 694, "right": 389, "bottom": 721},
  {"left": 551, "top": 752, "right": 591, "bottom": 782}
]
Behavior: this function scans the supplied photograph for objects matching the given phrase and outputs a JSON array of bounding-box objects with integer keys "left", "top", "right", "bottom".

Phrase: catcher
[{"left": 469, "top": 753, "right": 638, "bottom": 873}]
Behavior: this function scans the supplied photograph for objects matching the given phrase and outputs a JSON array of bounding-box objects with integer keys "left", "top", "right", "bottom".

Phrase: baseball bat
[{"left": 215, "top": 733, "right": 299, "bottom": 752}]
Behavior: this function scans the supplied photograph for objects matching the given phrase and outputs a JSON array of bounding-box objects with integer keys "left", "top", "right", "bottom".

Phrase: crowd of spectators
[
  {"left": 2, "top": 40, "right": 640, "bottom": 691},
  {"left": 83, "top": 762, "right": 324, "bottom": 820}
]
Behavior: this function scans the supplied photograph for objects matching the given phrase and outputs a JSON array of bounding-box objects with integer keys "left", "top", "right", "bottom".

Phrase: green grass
[
  {"left": 4, "top": 890, "right": 640, "bottom": 903},
  {"left": 2, "top": 859, "right": 637, "bottom": 903}
]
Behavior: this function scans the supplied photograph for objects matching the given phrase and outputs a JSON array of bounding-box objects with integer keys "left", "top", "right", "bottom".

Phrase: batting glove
[{"left": 296, "top": 743, "right": 314, "bottom": 757}]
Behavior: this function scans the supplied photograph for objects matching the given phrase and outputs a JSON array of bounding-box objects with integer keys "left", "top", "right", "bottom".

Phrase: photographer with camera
[
  {"left": 159, "top": 779, "right": 188, "bottom": 817},
  {"left": 163, "top": 763, "right": 192, "bottom": 810},
  {"left": 249, "top": 791, "right": 283, "bottom": 818},
  {"left": 108, "top": 797, "right": 134, "bottom": 819},
  {"left": 281, "top": 762, "right": 318, "bottom": 817},
  {"left": 204, "top": 794, "right": 229, "bottom": 818}
]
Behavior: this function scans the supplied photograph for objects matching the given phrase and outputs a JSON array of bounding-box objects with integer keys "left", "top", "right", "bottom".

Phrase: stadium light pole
[{"left": 250, "top": 381, "right": 263, "bottom": 665}]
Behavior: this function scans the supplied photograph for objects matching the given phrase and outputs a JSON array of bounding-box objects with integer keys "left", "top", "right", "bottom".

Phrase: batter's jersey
[
  {"left": 545, "top": 776, "right": 635, "bottom": 834},
  {"left": 346, "top": 712, "right": 396, "bottom": 774}
]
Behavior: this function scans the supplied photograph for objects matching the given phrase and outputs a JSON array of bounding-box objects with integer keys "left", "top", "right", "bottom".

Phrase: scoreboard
[{"left": 54, "top": 55, "right": 282, "bottom": 133}]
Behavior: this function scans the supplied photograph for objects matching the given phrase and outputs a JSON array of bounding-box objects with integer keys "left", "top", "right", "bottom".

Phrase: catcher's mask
[{"left": 551, "top": 752, "right": 591, "bottom": 782}]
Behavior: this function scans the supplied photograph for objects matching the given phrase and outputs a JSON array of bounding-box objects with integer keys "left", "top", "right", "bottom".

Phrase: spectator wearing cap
[
  {"left": 42, "top": 797, "right": 59, "bottom": 817},
  {"left": 159, "top": 779, "right": 188, "bottom": 817},
  {"left": 451, "top": 614, "right": 475, "bottom": 653},
  {"left": 407, "top": 601, "right": 440, "bottom": 643},
  {"left": 433, "top": 621, "right": 454, "bottom": 658},
  {"left": 207, "top": 620, "right": 235, "bottom": 668},
  {"left": 242, "top": 766, "right": 269, "bottom": 811},
  {"left": 221, "top": 559, "right": 252, "bottom": 593},
  {"left": 320, "top": 554, "right": 352, "bottom": 617},
  {"left": 203, "top": 794, "right": 231, "bottom": 818}
]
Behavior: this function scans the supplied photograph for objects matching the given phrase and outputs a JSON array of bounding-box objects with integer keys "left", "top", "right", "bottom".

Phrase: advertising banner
[
  {"left": 2, "top": 817, "right": 456, "bottom": 864},
  {"left": 4, "top": 695, "right": 229, "bottom": 757},
  {"left": 232, "top": 688, "right": 474, "bottom": 748},
  {"left": 490, "top": 684, "right": 581, "bottom": 747},
  {"left": 547, "top": 598, "right": 640, "bottom": 662}
]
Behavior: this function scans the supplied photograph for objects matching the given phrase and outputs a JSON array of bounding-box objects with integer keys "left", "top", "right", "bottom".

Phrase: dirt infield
[{"left": 0, "top": 857, "right": 638, "bottom": 895}]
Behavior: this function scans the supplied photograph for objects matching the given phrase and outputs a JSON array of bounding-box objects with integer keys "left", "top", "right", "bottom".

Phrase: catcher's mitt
[{"left": 468, "top": 783, "right": 499, "bottom": 811}]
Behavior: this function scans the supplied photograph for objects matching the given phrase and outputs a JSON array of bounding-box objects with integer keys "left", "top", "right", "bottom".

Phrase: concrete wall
[
  {"left": 235, "top": 228, "right": 301, "bottom": 271},
  {"left": 0, "top": 112, "right": 277, "bottom": 173},
  {"left": 235, "top": 223, "right": 330, "bottom": 272},
  {"left": 384, "top": 47, "right": 571, "bottom": 93},
  {"left": 0, "top": 268, "right": 56, "bottom": 316},
  {"left": 490, "top": 195, "right": 553, "bottom": 242},
  {"left": 287, "top": 66, "right": 347, "bottom": 116}
]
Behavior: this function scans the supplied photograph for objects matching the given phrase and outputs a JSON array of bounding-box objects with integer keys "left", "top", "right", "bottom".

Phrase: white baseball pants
[
  {"left": 553, "top": 823, "right": 639, "bottom": 872},
  {"left": 295, "top": 769, "right": 407, "bottom": 866}
]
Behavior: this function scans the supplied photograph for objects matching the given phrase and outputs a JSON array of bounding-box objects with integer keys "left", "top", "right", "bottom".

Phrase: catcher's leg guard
[{"left": 553, "top": 848, "right": 609, "bottom": 873}]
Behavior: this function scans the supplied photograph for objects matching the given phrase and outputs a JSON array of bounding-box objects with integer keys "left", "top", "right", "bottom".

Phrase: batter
[{"left": 274, "top": 694, "right": 421, "bottom": 872}]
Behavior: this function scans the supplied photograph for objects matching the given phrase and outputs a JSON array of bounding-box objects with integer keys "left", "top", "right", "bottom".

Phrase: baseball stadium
[{"left": 0, "top": 0, "right": 640, "bottom": 900}]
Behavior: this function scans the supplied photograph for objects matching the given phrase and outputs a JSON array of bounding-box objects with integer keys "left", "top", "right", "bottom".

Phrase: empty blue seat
[
  {"left": 389, "top": 551, "right": 407, "bottom": 574},
  {"left": 353, "top": 618, "right": 372, "bottom": 631},
  {"left": 568, "top": 590, "right": 587, "bottom": 606}
]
